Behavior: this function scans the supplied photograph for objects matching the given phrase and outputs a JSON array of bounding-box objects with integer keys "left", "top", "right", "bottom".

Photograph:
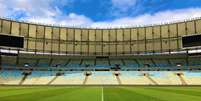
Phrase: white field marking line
[{"left": 102, "top": 87, "right": 104, "bottom": 101}]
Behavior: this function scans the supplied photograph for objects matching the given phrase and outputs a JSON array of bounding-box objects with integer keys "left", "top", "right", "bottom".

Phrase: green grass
[{"left": 0, "top": 86, "right": 201, "bottom": 101}]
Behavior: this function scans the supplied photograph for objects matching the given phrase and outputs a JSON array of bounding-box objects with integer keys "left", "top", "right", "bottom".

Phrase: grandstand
[{"left": 0, "top": 17, "right": 201, "bottom": 86}]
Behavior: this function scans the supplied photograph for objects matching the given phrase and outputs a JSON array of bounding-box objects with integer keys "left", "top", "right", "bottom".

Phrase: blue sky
[{"left": 0, "top": 0, "right": 201, "bottom": 28}]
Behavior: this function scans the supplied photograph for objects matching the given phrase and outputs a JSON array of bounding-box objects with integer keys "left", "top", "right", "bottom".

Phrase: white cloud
[
  {"left": 0, "top": 0, "right": 93, "bottom": 26},
  {"left": 24, "top": 13, "right": 93, "bottom": 26},
  {"left": 0, "top": 0, "right": 61, "bottom": 18},
  {"left": 90, "top": 8, "right": 201, "bottom": 28},
  {"left": 0, "top": 3, "right": 7, "bottom": 16},
  {"left": 19, "top": 8, "right": 201, "bottom": 28}
]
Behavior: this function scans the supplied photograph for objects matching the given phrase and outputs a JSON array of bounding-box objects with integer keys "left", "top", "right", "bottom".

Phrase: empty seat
[
  {"left": 37, "top": 59, "right": 51, "bottom": 67},
  {"left": 51, "top": 59, "right": 68, "bottom": 67},
  {"left": 81, "top": 59, "right": 95, "bottom": 66},
  {"left": 18, "top": 58, "right": 37, "bottom": 67},
  {"left": 67, "top": 59, "right": 81, "bottom": 67},
  {"left": 137, "top": 59, "right": 156, "bottom": 67},
  {"left": 188, "top": 57, "right": 201, "bottom": 66},
  {"left": 124, "top": 59, "right": 139, "bottom": 67},
  {"left": 96, "top": 59, "right": 110, "bottom": 68},
  {"left": 154, "top": 59, "right": 171, "bottom": 67},
  {"left": 1, "top": 55, "right": 17, "bottom": 67},
  {"left": 169, "top": 59, "right": 187, "bottom": 66},
  {"left": 110, "top": 59, "right": 123, "bottom": 66}
]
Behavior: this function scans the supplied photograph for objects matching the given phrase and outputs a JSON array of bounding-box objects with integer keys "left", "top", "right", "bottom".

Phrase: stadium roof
[{"left": 1, "top": 16, "right": 201, "bottom": 29}]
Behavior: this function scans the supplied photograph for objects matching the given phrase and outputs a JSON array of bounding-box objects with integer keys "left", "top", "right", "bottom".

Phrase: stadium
[
  {"left": 0, "top": 17, "right": 201, "bottom": 100},
  {"left": 0, "top": 1, "right": 201, "bottom": 100}
]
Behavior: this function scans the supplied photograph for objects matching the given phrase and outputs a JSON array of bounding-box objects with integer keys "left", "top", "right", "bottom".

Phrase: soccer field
[{"left": 0, "top": 86, "right": 201, "bottom": 101}]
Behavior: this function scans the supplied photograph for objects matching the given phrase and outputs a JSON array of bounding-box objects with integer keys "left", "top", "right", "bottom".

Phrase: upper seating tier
[{"left": 0, "top": 17, "right": 201, "bottom": 56}]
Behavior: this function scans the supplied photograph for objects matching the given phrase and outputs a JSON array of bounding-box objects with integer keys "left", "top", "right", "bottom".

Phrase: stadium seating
[
  {"left": 85, "top": 71, "right": 119, "bottom": 85},
  {"left": 51, "top": 72, "right": 85, "bottom": 85},
  {"left": 0, "top": 17, "right": 201, "bottom": 86},
  {"left": 1, "top": 55, "right": 17, "bottom": 67},
  {"left": 0, "top": 70, "right": 201, "bottom": 85},
  {"left": 0, "top": 70, "right": 23, "bottom": 85}
]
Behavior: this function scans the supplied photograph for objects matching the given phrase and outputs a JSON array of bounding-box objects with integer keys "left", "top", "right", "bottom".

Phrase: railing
[
  {"left": 1, "top": 46, "right": 201, "bottom": 56},
  {"left": 1, "top": 65, "right": 201, "bottom": 71},
  {"left": 1, "top": 16, "right": 201, "bottom": 29}
]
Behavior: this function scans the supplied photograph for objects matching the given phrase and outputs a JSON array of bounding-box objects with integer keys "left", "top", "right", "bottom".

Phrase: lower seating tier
[{"left": 0, "top": 70, "right": 201, "bottom": 85}]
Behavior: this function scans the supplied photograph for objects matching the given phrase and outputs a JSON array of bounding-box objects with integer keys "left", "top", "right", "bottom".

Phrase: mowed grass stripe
[
  {"left": 0, "top": 87, "right": 37, "bottom": 91},
  {"left": 147, "top": 87, "right": 201, "bottom": 97},
  {"left": 0, "top": 86, "right": 201, "bottom": 101},
  {"left": 104, "top": 87, "right": 164, "bottom": 101},
  {"left": 37, "top": 87, "right": 101, "bottom": 101},
  {"left": 0, "top": 87, "right": 70, "bottom": 101},
  {"left": 0, "top": 87, "right": 101, "bottom": 101},
  {"left": 124, "top": 87, "right": 201, "bottom": 101},
  {"left": 0, "top": 87, "right": 60, "bottom": 98},
  {"left": 0, "top": 87, "right": 76, "bottom": 101},
  {"left": 153, "top": 87, "right": 201, "bottom": 93}
]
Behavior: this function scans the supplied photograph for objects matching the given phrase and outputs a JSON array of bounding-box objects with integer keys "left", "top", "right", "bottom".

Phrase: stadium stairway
[
  {"left": 176, "top": 73, "right": 188, "bottom": 85},
  {"left": 184, "top": 72, "right": 201, "bottom": 85},
  {"left": 47, "top": 76, "right": 59, "bottom": 85},
  {"left": 142, "top": 73, "right": 158, "bottom": 85},
  {"left": 22, "top": 71, "right": 43, "bottom": 85},
  {"left": 19, "top": 74, "right": 29, "bottom": 85},
  {"left": 46, "top": 72, "right": 64, "bottom": 85},
  {"left": 113, "top": 72, "right": 122, "bottom": 85},
  {"left": 83, "top": 72, "right": 92, "bottom": 85}
]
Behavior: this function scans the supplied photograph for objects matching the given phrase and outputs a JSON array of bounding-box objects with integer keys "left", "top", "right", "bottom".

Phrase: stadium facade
[{"left": 0, "top": 17, "right": 201, "bottom": 85}]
